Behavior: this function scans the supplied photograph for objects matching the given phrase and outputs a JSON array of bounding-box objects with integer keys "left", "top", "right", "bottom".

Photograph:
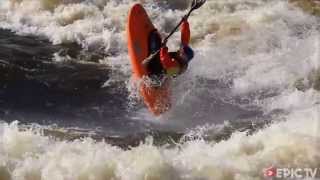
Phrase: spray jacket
[{"left": 160, "top": 20, "right": 191, "bottom": 76}]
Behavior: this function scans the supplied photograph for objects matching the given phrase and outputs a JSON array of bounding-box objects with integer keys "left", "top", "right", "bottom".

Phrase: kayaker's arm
[
  {"left": 160, "top": 46, "right": 171, "bottom": 69},
  {"left": 181, "top": 18, "right": 190, "bottom": 46}
]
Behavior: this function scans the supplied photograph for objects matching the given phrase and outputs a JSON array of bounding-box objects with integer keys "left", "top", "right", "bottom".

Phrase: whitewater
[{"left": 0, "top": 0, "right": 319, "bottom": 179}]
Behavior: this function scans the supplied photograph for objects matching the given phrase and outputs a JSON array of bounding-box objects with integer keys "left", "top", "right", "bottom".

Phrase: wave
[
  {"left": 0, "top": 105, "right": 319, "bottom": 180},
  {"left": 0, "top": 0, "right": 319, "bottom": 179}
]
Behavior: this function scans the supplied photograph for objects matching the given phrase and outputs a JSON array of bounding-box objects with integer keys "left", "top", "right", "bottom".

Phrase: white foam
[
  {"left": 0, "top": 0, "right": 319, "bottom": 178},
  {"left": 264, "top": 89, "right": 320, "bottom": 113},
  {"left": 0, "top": 105, "right": 319, "bottom": 179}
]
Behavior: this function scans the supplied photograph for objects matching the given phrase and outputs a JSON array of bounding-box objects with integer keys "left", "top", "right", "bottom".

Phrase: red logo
[{"left": 264, "top": 166, "right": 277, "bottom": 177}]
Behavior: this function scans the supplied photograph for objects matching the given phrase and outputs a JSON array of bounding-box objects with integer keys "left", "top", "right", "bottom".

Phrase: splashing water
[{"left": 0, "top": 0, "right": 319, "bottom": 179}]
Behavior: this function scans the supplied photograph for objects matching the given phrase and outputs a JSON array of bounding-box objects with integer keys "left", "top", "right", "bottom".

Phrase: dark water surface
[
  {"left": 0, "top": 29, "right": 268, "bottom": 147},
  {"left": 0, "top": 29, "right": 138, "bottom": 131}
]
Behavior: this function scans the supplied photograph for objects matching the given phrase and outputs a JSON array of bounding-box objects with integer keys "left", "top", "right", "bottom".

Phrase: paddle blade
[{"left": 191, "top": 0, "right": 206, "bottom": 10}]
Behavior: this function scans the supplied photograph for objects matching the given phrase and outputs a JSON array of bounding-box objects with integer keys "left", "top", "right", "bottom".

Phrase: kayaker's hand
[
  {"left": 182, "top": 15, "right": 188, "bottom": 21},
  {"left": 162, "top": 39, "right": 168, "bottom": 46}
]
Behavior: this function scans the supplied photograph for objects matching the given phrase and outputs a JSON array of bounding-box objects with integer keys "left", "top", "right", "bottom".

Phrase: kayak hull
[{"left": 127, "top": 4, "right": 170, "bottom": 116}]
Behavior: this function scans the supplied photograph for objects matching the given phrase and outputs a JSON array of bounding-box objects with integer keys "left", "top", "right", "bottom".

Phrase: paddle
[{"left": 142, "top": 0, "right": 206, "bottom": 66}]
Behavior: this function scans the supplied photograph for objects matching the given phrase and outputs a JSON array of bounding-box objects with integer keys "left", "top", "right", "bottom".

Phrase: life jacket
[
  {"left": 148, "top": 20, "right": 192, "bottom": 77},
  {"left": 160, "top": 48, "right": 189, "bottom": 77}
]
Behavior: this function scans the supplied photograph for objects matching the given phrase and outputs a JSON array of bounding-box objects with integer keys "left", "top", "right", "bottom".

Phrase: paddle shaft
[
  {"left": 142, "top": 0, "right": 205, "bottom": 66},
  {"left": 162, "top": 10, "right": 194, "bottom": 44},
  {"left": 142, "top": 10, "right": 194, "bottom": 65}
]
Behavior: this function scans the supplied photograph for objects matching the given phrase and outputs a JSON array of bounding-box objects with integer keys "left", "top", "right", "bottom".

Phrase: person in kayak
[{"left": 147, "top": 17, "right": 194, "bottom": 79}]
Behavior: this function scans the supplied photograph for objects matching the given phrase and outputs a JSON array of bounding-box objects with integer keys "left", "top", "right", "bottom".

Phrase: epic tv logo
[{"left": 264, "top": 166, "right": 318, "bottom": 179}]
